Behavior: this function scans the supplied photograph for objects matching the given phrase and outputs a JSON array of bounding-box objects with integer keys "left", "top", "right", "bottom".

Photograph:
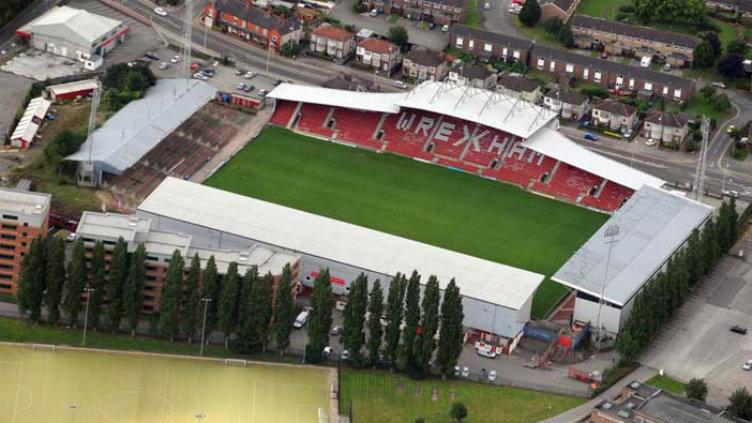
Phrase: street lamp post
[
  {"left": 81, "top": 286, "right": 94, "bottom": 346},
  {"left": 199, "top": 298, "right": 212, "bottom": 356},
  {"left": 595, "top": 224, "right": 620, "bottom": 349}
]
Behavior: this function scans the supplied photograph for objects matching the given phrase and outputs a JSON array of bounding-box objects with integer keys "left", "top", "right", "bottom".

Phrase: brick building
[
  {"left": 356, "top": 37, "right": 402, "bottom": 74},
  {"left": 642, "top": 111, "right": 690, "bottom": 143},
  {"left": 76, "top": 212, "right": 301, "bottom": 313},
  {"left": 202, "top": 0, "right": 302, "bottom": 51},
  {"left": 0, "top": 189, "right": 51, "bottom": 295},
  {"left": 530, "top": 44, "right": 695, "bottom": 101},
  {"left": 592, "top": 99, "right": 637, "bottom": 131},
  {"left": 310, "top": 24, "right": 355, "bottom": 59},
  {"left": 367, "top": 0, "right": 466, "bottom": 24},
  {"left": 449, "top": 25, "right": 533, "bottom": 63},
  {"left": 497, "top": 74, "right": 541, "bottom": 103},
  {"left": 543, "top": 89, "right": 590, "bottom": 120},
  {"left": 540, "top": 0, "right": 580, "bottom": 22},
  {"left": 570, "top": 15, "right": 701, "bottom": 67},
  {"left": 403, "top": 47, "right": 448, "bottom": 80},
  {"left": 448, "top": 62, "right": 496, "bottom": 88},
  {"left": 706, "top": 0, "right": 752, "bottom": 18}
]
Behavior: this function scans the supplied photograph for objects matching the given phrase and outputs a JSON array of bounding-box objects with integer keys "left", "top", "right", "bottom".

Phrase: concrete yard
[{"left": 642, "top": 233, "right": 752, "bottom": 407}]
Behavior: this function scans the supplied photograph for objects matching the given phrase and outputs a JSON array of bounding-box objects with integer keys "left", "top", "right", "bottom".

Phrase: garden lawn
[
  {"left": 463, "top": 0, "right": 480, "bottom": 28},
  {"left": 646, "top": 374, "right": 685, "bottom": 396},
  {"left": 576, "top": 0, "right": 630, "bottom": 19},
  {"left": 206, "top": 127, "right": 608, "bottom": 318}
]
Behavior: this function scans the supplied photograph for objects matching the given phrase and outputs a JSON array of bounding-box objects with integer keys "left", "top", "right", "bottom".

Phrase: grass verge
[
  {"left": 645, "top": 374, "right": 685, "bottom": 396},
  {"left": 464, "top": 0, "right": 480, "bottom": 28}
]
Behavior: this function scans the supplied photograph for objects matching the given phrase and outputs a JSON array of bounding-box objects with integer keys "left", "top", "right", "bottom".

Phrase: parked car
[
  {"left": 394, "top": 80, "right": 407, "bottom": 89},
  {"left": 727, "top": 125, "right": 736, "bottom": 134},
  {"left": 193, "top": 72, "right": 208, "bottom": 81},
  {"left": 370, "top": 8, "right": 378, "bottom": 16},
  {"left": 743, "top": 359, "right": 752, "bottom": 371},
  {"left": 330, "top": 325, "right": 343, "bottom": 336},
  {"left": 640, "top": 56, "right": 652, "bottom": 68},
  {"left": 723, "top": 189, "right": 740, "bottom": 198},
  {"left": 731, "top": 325, "right": 748, "bottom": 335},
  {"left": 235, "top": 68, "right": 246, "bottom": 76},
  {"left": 158, "top": 62, "right": 169, "bottom": 70},
  {"left": 663, "top": 63, "right": 671, "bottom": 71},
  {"left": 477, "top": 348, "right": 497, "bottom": 359},
  {"left": 600, "top": 51, "right": 608, "bottom": 59},
  {"left": 243, "top": 71, "right": 257, "bottom": 79},
  {"left": 441, "top": 24, "right": 450, "bottom": 32},
  {"left": 508, "top": 4, "right": 522, "bottom": 13},
  {"left": 323, "top": 346, "right": 333, "bottom": 358},
  {"left": 273, "top": 78, "right": 283, "bottom": 86},
  {"left": 170, "top": 55, "right": 181, "bottom": 63},
  {"left": 66, "top": 232, "right": 77, "bottom": 242},
  {"left": 293, "top": 310, "right": 310, "bottom": 328},
  {"left": 488, "top": 369, "right": 497, "bottom": 381},
  {"left": 645, "top": 138, "right": 658, "bottom": 146},
  {"left": 243, "top": 84, "right": 254, "bottom": 93},
  {"left": 201, "top": 67, "right": 215, "bottom": 77},
  {"left": 145, "top": 52, "right": 159, "bottom": 61},
  {"left": 428, "top": 22, "right": 436, "bottom": 30},
  {"left": 460, "top": 366, "right": 470, "bottom": 378},
  {"left": 154, "top": 7, "right": 168, "bottom": 16},
  {"left": 712, "top": 81, "right": 727, "bottom": 89},
  {"left": 622, "top": 129, "right": 633, "bottom": 138},
  {"left": 454, "top": 366, "right": 461, "bottom": 376},
  {"left": 584, "top": 132, "right": 598, "bottom": 142},
  {"left": 258, "top": 89, "right": 268, "bottom": 97},
  {"left": 236, "top": 82, "right": 247, "bottom": 91},
  {"left": 341, "top": 349, "right": 350, "bottom": 361}
]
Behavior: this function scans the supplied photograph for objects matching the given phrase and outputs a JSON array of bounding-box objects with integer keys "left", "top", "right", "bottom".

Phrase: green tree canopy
[
  {"left": 122, "top": 243, "right": 146, "bottom": 335},
  {"left": 693, "top": 42, "right": 716, "bottom": 68},
  {"left": 388, "top": 26, "right": 409, "bottom": 50},
  {"left": 104, "top": 237, "right": 128, "bottom": 332},
  {"left": 686, "top": 378, "right": 708, "bottom": 402},
  {"left": 272, "top": 263, "right": 296, "bottom": 353},
  {"left": 342, "top": 273, "right": 368, "bottom": 366},
  {"left": 217, "top": 262, "right": 241, "bottom": 348},
  {"left": 181, "top": 253, "right": 202, "bottom": 341},
  {"left": 633, "top": 0, "right": 706, "bottom": 26},
  {"left": 159, "top": 250, "right": 185, "bottom": 341},
  {"left": 518, "top": 0, "right": 541, "bottom": 26},
  {"left": 366, "top": 279, "right": 384, "bottom": 367},
  {"left": 306, "top": 268, "right": 334, "bottom": 363},
  {"left": 45, "top": 236, "right": 66, "bottom": 325},
  {"left": 63, "top": 240, "right": 86, "bottom": 326}
]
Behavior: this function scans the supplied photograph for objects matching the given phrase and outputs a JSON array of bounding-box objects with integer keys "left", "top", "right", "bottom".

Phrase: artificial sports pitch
[
  {"left": 0, "top": 344, "right": 332, "bottom": 423},
  {"left": 206, "top": 127, "right": 608, "bottom": 318}
]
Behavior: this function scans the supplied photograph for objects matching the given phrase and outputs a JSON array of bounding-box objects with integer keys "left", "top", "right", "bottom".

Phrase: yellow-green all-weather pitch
[{"left": 0, "top": 343, "right": 333, "bottom": 423}]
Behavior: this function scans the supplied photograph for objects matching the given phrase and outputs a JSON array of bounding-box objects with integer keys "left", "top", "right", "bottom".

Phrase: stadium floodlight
[
  {"left": 82, "top": 286, "right": 94, "bottom": 347},
  {"left": 199, "top": 298, "right": 212, "bottom": 356},
  {"left": 594, "top": 224, "right": 620, "bottom": 349}
]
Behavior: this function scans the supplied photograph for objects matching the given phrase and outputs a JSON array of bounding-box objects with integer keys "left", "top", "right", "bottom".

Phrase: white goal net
[
  {"left": 224, "top": 358, "right": 247, "bottom": 367},
  {"left": 32, "top": 344, "right": 56, "bottom": 352}
]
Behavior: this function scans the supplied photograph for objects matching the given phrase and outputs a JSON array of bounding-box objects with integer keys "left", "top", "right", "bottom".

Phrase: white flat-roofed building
[
  {"left": 76, "top": 211, "right": 301, "bottom": 313},
  {"left": 10, "top": 96, "right": 51, "bottom": 149},
  {"left": 136, "top": 177, "right": 544, "bottom": 350},
  {"left": 552, "top": 186, "right": 713, "bottom": 336},
  {"left": 16, "top": 5, "right": 129, "bottom": 69}
]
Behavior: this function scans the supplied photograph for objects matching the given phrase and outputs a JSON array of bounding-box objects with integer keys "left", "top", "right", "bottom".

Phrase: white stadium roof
[
  {"left": 267, "top": 81, "right": 557, "bottom": 139},
  {"left": 268, "top": 83, "right": 403, "bottom": 113},
  {"left": 397, "top": 82, "right": 557, "bottom": 139},
  {"left": 139, "top": 178, "right": 545, "bottom": 311},
  {"left": 523, "top": 128, "right": 665, "bottom": 191},
  {"left": 67, "top": 79, "right": 216, "bottom": 173},
  {"left": 20, "top": 5, "right": 123, "bottom": 46},
  {"left": 552, "top": 186, "right": 712, "bottom": 306}
]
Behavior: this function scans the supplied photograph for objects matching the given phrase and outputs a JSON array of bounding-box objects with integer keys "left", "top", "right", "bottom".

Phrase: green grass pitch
[
  {"left": 206, "top": 127, "right": 608, "bottom": 318},
  {"left": 0, "top": 343, "right": 331, "bottom": 423}
]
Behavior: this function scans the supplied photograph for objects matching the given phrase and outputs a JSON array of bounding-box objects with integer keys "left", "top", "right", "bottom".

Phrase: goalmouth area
[
  {"left": 206, "top": 126, "right": 608, "bottom": 318},
  {"left": 0, "top": 343, "right": 333, "bottom": 423}
]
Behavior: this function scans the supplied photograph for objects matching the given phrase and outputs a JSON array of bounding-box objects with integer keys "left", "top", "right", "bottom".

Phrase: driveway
[
  {"left": 641, "top": 232, "right": 752, "bottom": 408},
  {"left": 329, "top": 0, "right": 449, "bottom": 51}
]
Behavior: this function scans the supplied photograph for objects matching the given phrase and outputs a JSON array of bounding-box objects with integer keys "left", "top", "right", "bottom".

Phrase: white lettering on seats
[
  {"left": 469, "top": 129, "right": 490, "bottom": 151},
  {"left": 451, "top": 124, "right": 473, "bottom": 147},
  {"left": 487, "top": 135, "right": 509, "bottom": 155},
  {"left": 507, "top": 142, "right": 527, "bottom": 160},
  {"left": 415, "top": 116, "right": 436, "bottom": 136},
  {"left": 396, "top": 112, "right": 415, "bottom": 131}
]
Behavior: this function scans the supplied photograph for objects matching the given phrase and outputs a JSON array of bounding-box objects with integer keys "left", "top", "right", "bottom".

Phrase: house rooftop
[{"left": 570, "top": 15, "right": 701, "bottom": 49}]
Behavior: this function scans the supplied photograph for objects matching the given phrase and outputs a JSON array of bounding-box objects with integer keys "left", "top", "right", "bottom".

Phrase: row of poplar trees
[
  {"left": 17, "top": 237, "right": 298, "bottom": 354},
  {"left": 616, "top": 199, "right": 739, "bottom": 362},
  {"left": 335, "top": 270, "right": 465, "bottom": 380}
]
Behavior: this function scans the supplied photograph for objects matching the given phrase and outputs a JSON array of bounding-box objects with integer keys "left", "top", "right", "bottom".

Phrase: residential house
[
  {"left": 592, "top": 99, "right": 637, "bottom": 131},
  {"left": 356, "top": 37, "right": 402, "bottom": 74},
  {"left": 448, "top": 62, "right": 496, "bottom": 88},
  {"left": 570, "top": 15, "right": 701, "bottom": 67},
  {"left": 403, "top": 47, "right": 448, "bottom": 80},
  {"left": 540, "top": 0, "right": 580, "bottom": 22},
  {"left": 449, "top": 25, "right": 533, "bottom": 62},
  {"left": 310, "top": 24, "right": 355, "bottom": 59},
  {"left": 530, "top": 44, "right": 695, "bottom": 101},
  {"left": 706, "top": 0, "right": 752, "bottom": 18},
  {"left": 590, "top": 380, "right": 739, "bottom": 423},
  {"left": 642, "top": 111, "right": 690, "bottom": 143},
  {"left": 497, "top": 74, "right": 541, "bottom": 103},
  {"left": 203, "top": 0, "right": 302, "bottom": 51},
  {"left": 367, "top": 0, "right": 466, "bottom": 24},
  {"left": 543, "top": 89, "right": 590, "bottom": 120}
]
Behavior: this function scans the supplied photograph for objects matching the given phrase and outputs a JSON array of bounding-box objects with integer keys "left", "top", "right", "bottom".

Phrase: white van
[
  {"left": 293, "top": 310, "right": 310, "bottom": 328},
  {"left": 640, "top": 56, "right": 652, "bottom": 68}
]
